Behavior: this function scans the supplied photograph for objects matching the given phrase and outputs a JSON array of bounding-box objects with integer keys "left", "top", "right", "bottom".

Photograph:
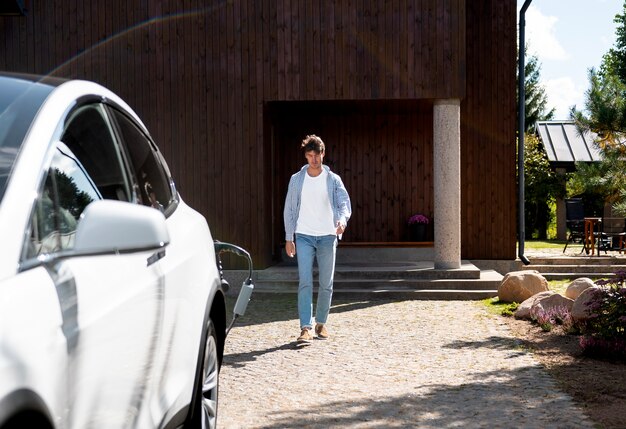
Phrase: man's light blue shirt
[{"left": 284, "top": 164, "right": 352, "bottom": 242}]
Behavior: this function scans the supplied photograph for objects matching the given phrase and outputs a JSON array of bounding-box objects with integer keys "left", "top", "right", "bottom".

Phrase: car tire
[{"left": 188, "top": 319, "right": 219, "bottom": 429}]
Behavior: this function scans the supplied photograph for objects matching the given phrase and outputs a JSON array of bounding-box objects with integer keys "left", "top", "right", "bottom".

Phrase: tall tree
[
  {"left": 524, "top": 134, "right": 563, "bottom": 239},
  {"left": 518, "top": 49, "right": 558, "bottom": 238},
  {"left": 522, "top": 53, "right": 555, "bottom": 131},
  {"left": 600, "top": 2, "right": 626, "bottom": 85},
  {"left": 571, "top": 2, "right": 626, "bottom": 215}
]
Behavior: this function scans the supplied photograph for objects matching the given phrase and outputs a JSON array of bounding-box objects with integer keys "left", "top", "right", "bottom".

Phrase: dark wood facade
[{"left": 0, "top": 0, "right": 517, "bottom": 267}]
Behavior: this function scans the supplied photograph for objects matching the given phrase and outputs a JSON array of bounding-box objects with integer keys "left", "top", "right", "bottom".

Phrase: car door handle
[{"left": 147, "top": 249, "right": 166, "bottom": 266}]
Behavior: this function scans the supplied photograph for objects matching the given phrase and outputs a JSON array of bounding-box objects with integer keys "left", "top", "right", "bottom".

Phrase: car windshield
[{"left": 0, "top": 75, "right": 55, "bottom": 203}]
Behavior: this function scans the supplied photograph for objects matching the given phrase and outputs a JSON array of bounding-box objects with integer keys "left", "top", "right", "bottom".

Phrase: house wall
[
  {"left": 0, "top": 0, "right": 516, "bottom": 267},
  {"left": 462, "top": 0, "right": 517, "bottom": 259},
  {"left": 269, "top": 99, "right": 435, "bottom": 258}
]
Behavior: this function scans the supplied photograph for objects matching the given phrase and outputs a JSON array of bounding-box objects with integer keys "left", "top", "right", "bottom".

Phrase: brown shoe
[
  {"left": 297, "top": 328, "right": 313, "bottom": 343},
  {"left": 315, "top": 323, "right": 329, "bottom": 340}
]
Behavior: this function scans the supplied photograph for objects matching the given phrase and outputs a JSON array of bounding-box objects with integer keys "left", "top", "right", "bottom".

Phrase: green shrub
[
  {"left": 579, "top": 271, "right": 626, "bottom": 358},
  {"left": 500, "top": 302, "right": 519, "bottom": 317}
]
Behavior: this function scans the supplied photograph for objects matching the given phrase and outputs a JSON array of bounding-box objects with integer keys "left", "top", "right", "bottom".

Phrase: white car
[{"left": 0, "top": 74, "right": 252, "bottom": 429}]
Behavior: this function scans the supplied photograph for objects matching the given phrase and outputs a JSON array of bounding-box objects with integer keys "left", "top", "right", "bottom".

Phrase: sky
[{"left": 521, "top": 0, "right": 623, "bottom": 119}]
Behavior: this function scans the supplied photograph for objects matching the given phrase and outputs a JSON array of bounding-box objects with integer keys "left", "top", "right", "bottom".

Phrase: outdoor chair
[
  {"left": 598, "top": 217, "right": 626, "bottom": 253},
  {"left": 563, "top": 198, "right": 586, "bottom": 253}
]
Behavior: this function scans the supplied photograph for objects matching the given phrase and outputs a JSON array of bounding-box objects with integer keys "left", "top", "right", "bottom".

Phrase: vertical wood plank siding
[
  {"left": 0, "top": 0, "right": 516, "bottom": 267},
  {"left": 462, "top": 0, "right": 517, "bottom": 259}
]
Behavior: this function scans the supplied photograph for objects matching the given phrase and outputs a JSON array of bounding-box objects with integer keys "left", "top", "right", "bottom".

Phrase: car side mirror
[
  {"left": 75, "top": 199, "right": 170, "bottom": 253},
  {"left": 20, "top": 200, "right": 170, "bottom": 271}
]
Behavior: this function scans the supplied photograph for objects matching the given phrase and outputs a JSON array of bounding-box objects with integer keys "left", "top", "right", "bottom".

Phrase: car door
[
  {"left": 107, "top": 107, "right": 217, "bottom": 423},
  {"left": 21, "top": 103, "right": 165, "bottom": 428}
]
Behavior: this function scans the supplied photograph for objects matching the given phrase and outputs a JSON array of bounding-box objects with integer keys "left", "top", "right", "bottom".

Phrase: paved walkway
[{"left": 218, "top": 294, "right": 595, "bottom": 428}]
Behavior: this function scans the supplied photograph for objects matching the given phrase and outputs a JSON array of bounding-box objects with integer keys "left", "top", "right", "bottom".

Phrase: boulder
[
  {"left": 514, "top": 291, "right": 555, "bottom": 319},
  {"left": 498, "top": 270, "right": 549, "bottom": 303},
  {"left": 565, "top": 277, "right": 595, "bottom": 300},
  {"left": 530, "top": 293, "right": 574, "bottom": 319},
  {"left": 571, "top": 286, "right": 602, "bottom": 322}
]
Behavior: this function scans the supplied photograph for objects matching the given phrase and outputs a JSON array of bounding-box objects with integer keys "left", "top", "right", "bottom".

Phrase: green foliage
[
  {"left": 524, "top": 134, "right": 563, "bottom": 239},
  {"left": 570, "top": 3, "right": 626, "bottom": 216},
  {"left": 579, "top": 272, "right": 626, "bottom": 358},
  {"left": 522, "top": 54, "right": 555, "bottom": 131},
  {"left": 518, "top": 50, "right": 555, "bottom": 132},
  {"left": 570, "top": 72, "right": 626, "bottom": 214},
  {"left": 481, "top": 298, "right": 519, "bottom": 317},
  {"left": 571, "top": 69, "right": 626, "bottom": 145},
  {"left": 500, "top": 302, "right": 519, "bottom": 317},
  {"left": 600, "top": 3, "right": 626, "bottom": 86},
  {"left": 517, "top": 49, "right": 558, "bottom": 238}
]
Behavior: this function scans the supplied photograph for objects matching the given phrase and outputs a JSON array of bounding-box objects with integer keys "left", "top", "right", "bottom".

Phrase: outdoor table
[{"left": 584, "top": 217, "right": 602, "bottom": 255}]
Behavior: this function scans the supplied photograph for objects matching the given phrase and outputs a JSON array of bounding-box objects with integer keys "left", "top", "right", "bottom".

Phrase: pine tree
[
  {"left": 522, "top": 53, "right": 555, "bottom": 131},
  {"left": 518, "top": 49, "right": 558, "bottom": 238},
  {"left": 571, "top": 3, "right": 626, "bottom": 215}
]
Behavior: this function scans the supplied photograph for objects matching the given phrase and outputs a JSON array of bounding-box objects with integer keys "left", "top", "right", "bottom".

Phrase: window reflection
[{"left": 27, "top": 154, "right": 96, "bottom": 257}]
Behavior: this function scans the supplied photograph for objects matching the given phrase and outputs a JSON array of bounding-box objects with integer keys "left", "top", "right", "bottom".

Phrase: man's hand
[
  {"left": 336, "top": 222, "right": 346, "bottom": 235},
  {"left": 285, "top": 240, "right": 296, "bottom": 258}
]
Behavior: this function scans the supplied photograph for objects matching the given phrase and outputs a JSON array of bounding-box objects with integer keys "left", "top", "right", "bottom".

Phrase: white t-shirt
[{"left": 296, "top": 169, "right": 336, "bottom": 236}]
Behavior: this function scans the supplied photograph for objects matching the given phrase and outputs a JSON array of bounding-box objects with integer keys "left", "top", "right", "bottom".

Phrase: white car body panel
[
  {"left": 0, "top": 268, "right": 68, "bottom": 425},
  {"left": 0, "top": 80, "right": 138, "bottom": 281},
  {"left": 0, "top": 77, "right": 235, "bottom": 428}
]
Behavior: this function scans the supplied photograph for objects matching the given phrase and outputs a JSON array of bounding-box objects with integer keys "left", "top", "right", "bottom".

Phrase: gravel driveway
[{"left": 218, "top": 294, "right": 594, "bottom": 428}]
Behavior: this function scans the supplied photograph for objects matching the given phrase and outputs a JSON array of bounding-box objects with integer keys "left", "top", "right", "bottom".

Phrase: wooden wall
[
  {"left": 0, "top": 0, "right": 516, "bottom": 267},
  {"left": 462, "top": 0, "right": 517, "bottom": 259},
  {"left": 269, "top": 100, "right": 434, "bottom": 257}
]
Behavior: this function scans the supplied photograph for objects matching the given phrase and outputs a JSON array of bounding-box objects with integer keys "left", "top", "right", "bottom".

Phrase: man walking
[{"left": 284, "top": 135, "right": 352, "bottom": 343}]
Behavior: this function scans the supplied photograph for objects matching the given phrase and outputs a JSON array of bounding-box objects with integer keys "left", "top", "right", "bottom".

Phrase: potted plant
[{"left": 408, "top": 213, "right": 430, "bottom": 241}]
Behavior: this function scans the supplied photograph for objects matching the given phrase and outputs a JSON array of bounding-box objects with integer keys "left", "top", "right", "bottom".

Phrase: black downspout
[{"left": 518, "top": 0, "right": 532, "bottom": 265}]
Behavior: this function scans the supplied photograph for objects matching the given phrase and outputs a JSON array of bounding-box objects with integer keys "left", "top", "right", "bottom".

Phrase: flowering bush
[
  {"left": 530, "top": 305, "right": 574, "bottom": 332},
  {"left": 579, "top": 271, "right": 626, "bottom": 358},
  {"left": 408, "top": 214, "right": 429, "bottom": 225}
]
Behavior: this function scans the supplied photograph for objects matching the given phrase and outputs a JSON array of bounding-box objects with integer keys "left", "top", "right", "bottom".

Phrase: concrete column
[{"left": 433, "top": 99, "right": 461, "bottom": 269}]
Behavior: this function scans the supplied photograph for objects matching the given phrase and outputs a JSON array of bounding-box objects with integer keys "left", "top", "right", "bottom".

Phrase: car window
[
  {"left": 108, "top": 108, "right": 176, "bottom": 213},
  {"left": 61, "top": 105, "right": 132, "bottom": 202},
  {"left": 22, "top": 104, "right": 132, "bottom": 260},
  {"left": 24, "top": 145, "right": 98, "bottom": 257}
]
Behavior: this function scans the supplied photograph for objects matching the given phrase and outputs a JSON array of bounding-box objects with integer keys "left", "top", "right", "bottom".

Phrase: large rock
[
  {"left": 530, "top": 293, "right": 575, "bottom": 319},
  {"left": 515, "top": 291, "right": 555, "bottom": 319},
  {"left": 498, "top": 270, "right": 549, "bottom": 303},
  {"left": 565, "top": 277, "right": 595, "bottom": 300},
  {"left": 571, "top": 286, "right": 602, "bottom": 322}
]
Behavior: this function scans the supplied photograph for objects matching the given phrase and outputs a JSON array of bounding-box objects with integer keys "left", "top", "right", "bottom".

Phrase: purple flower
[{"left": 408, "top": 214, "right": 430, "bottom": 225}]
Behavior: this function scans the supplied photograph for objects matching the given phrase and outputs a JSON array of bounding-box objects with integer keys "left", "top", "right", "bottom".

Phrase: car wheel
[{"left": 190, "top": 319, "right": 219, "bottom": 429}]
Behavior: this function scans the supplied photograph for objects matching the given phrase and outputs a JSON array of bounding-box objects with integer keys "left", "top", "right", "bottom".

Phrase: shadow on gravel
[
  {"left": 226, "top": 294, "right": 397, "bottom": 328},
  {"left": 222, "top": 341, "right": 309, "bottom": 368},
  {"left": 443, "top": 336, "right": 527, "bottom": 355},
  {"left": 241, "top": 365, "right": 589, "bottom": 429}
]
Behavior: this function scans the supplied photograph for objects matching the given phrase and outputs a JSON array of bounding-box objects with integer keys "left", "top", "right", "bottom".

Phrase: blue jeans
[{"left": 295, "top": 233, "right": 338, "bottom": 329}]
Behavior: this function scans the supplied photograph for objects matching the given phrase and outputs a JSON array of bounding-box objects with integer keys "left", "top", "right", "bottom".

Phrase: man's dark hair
[{"left": 301, "top": 134, "right": 325, "bottom": 153}]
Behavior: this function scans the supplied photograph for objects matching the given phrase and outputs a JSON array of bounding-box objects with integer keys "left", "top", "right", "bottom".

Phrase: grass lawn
[{"left": 522, "top": 239, "right": 567, "bottom": 249}]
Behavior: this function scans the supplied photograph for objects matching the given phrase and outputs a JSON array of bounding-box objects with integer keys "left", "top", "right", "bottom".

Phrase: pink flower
[{"left": 408, "top": 214, "right": 430, "bottom": 225}]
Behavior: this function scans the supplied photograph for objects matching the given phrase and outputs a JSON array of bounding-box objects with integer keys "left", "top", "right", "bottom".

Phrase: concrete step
[
  {"left": 258, "top": 260, "right": 481, "bottom": 281},
  {"left": 528, "top": 256, "right": 626, "bottom": 266},
  {"left": 524, "top": 255, "right": 626, "bottom": 281},
  {"left": 254, "top": 265, "right": 502, "bottom": 300},
  {"left": 256, "top": 277, "right": 499, "bottom": 291},
  {"left": 255, "top": 288, "right": 498, "bottom": 300},
  {"left": 540, "top": 272, "right": 620, "bottom": 281},
  {"left": 523, "top": 264, "right": 626, "bottom": 274}
]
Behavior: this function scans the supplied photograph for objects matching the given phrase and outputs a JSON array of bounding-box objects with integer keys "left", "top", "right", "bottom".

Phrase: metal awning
[{"left": 535, "top": 120, "right": 602, "bottom": 170}]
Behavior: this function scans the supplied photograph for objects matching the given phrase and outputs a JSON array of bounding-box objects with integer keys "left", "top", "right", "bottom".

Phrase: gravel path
[{"left": 218, "top": 294, "right": 595, "bottom": 428}]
